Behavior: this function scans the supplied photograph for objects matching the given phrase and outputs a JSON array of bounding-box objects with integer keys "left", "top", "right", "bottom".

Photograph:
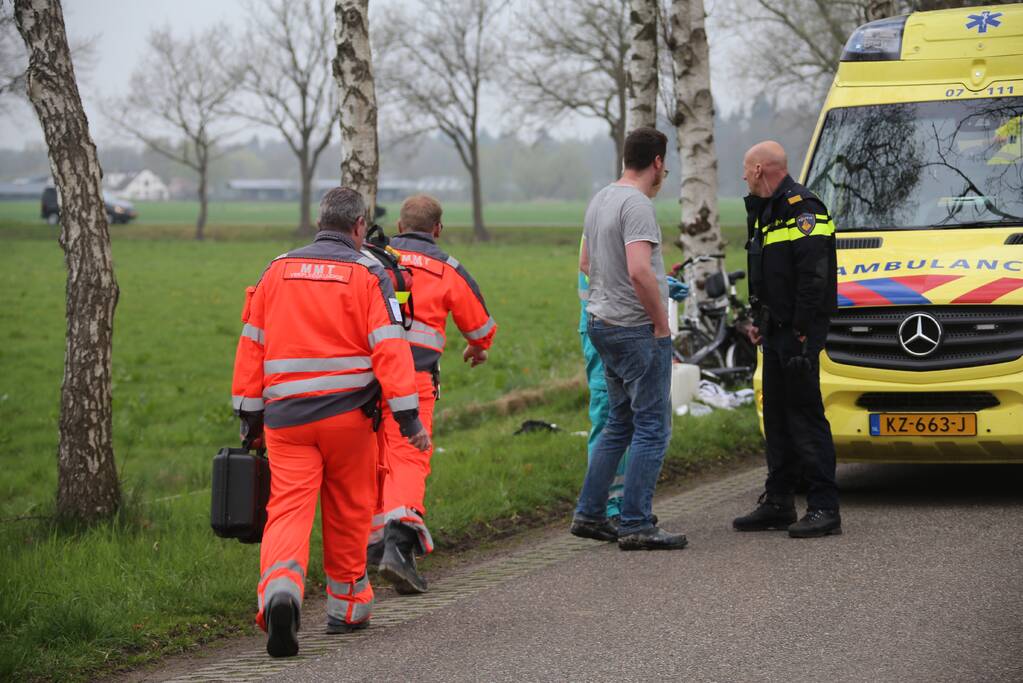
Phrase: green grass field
[
  {"left": 0, "top": 197, "right": 749, "bottom": 234},
  {"left": 0, "top": 198, "right": 759, "bottom": 681}
]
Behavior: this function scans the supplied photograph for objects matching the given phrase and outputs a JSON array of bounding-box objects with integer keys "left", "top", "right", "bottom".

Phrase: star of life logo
[{"left": 965, "top": 11, "right": 1002, "bottom": 34}]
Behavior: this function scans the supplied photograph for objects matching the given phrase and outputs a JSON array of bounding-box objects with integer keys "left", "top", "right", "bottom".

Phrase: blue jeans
[{"left": 575, "top": 318, "right": 673, "bottom": 535}]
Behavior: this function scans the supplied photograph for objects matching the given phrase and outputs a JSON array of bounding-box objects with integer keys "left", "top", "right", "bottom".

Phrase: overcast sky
[{"left": 0, "top": 0, "right": 741, "bottom": 151}]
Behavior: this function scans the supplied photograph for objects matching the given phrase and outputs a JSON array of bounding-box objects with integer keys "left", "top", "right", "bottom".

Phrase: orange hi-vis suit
[
  {"left": 231, "top": 230, "right": 423, "bottom": 631},
  {"left": 369, "top": 231, "right": 496, "bottom": 553}
]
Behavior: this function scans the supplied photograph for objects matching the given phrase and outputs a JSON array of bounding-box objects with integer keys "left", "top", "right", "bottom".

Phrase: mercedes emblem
[{"left": 898, "top": 312, "right": 943, "bottom": 357}]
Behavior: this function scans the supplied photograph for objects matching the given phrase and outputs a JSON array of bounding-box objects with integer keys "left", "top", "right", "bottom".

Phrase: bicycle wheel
[
  {"left": 723, "top": 338, "right": 757, "bottom": 385},
  {"left": 674, "top": 324, "right": 724, "bottom": 368}
]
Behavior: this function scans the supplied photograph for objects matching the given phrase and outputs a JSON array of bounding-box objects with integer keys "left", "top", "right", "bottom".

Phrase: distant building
[
  {"left": 225, "top": 176, "right": 466, "bottom": 202},
  {"left": 0, "top": 175, "right": 49, "bottom": 201},
  {"left": 227, "top": 179, "right": 300, "bottom": 201},
  {"left": 105, "top": 169, "right": 170, "bottom": 201},
  {"left": 409, "top": 175, "right": 465, "bottom": 200}
]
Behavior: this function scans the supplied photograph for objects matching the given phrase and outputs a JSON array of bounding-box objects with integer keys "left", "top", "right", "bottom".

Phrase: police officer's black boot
[
  {"left": 788, "top": 508, "right": 842, "bottom": 538},
  {"left": 733, "top": 492, "right": 797, "bottom": 531},
  {"left": 379, "top": 520, "right": 428, "bottom": 595},
  {"left": 265, "top": 593, "right": 300, "bottom": 658}
]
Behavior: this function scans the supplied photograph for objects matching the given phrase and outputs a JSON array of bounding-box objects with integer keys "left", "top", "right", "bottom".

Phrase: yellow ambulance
[{"left": 757, "top": 4, "right": 1023, "bottom": 461}]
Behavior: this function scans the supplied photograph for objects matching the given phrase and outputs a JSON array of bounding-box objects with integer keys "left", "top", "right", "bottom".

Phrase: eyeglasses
[{"left": 662, "top": 168, "right": 670, "bottom": 178}]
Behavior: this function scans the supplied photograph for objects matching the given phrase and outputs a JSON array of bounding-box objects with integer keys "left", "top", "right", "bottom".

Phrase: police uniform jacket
[{"left": 745, "top": 174, "right": 838, "bottom": 336}]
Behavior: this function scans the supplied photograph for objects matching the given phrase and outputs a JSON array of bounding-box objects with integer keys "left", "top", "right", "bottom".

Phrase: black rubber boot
[
  {"left": 788, "top": 508, "right": 842, "bottom": 538},
  {"left": 379, "top": 521, "right": 428, "bottom": 595},
  {"left": 265, "top": 593, "right": 300, "bottom": 658},
  {"left": 326, "top": 619, "right": 370, "bottom": 635},
  {"left": 733, "top": 493, "right": 797, "bottom": 531}
]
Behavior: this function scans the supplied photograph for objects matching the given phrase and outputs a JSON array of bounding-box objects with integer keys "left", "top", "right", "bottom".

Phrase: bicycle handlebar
[{"left": 680, "top": 253, "right": 727, "bottom": 268}]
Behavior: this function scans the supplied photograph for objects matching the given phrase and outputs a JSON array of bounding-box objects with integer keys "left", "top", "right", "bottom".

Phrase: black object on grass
[{"left": 514, "top": 420, "right": 561, "bottom": 435}]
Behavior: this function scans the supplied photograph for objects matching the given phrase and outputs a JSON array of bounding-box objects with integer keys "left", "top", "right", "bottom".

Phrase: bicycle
[{"left": 671, "top": 254, "right": 757, "bottom": 387}]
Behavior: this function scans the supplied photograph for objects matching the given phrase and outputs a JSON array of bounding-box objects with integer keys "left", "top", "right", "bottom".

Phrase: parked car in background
[{"left": 41, "top": 186, "right": 139, "bottom": 225}]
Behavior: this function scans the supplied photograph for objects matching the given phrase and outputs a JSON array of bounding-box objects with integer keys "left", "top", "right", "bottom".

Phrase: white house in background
[{"left": 104, "top": 169, "right": 170, "bottom": 201}]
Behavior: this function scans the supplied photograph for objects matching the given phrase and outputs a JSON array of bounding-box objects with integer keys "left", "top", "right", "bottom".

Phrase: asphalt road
[{"left": 264, "top": 463, "right": 1023, "bottom": 683}]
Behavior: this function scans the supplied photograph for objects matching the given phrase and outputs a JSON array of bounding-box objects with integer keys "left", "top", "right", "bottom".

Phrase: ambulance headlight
[{"left": 841, "top": 16, "right": 906, "bottom": 62}]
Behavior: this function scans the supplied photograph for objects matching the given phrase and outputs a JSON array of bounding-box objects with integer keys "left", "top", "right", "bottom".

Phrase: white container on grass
[{"left": 670, "top": 363, "right": 700, "bottom": 412}]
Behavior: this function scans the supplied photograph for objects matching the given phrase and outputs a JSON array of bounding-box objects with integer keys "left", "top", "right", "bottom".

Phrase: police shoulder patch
[{"left": 795, "top": 213, "right": 816, "bottom": 235}]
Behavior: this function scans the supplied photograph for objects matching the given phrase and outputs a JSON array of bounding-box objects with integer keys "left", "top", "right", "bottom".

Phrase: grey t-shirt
[{"left": 583, "top": 183, "right": 668, "bottom": 327}]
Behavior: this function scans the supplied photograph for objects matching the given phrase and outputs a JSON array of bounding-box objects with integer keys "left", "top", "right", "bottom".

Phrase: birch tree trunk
[
  {"left": 626, "top": 0, "right": 659, "bottom": 131},
  {"left": 669, "top": 0, "right": 722, "bottom": 303},
  {"left": 15, "top": 0, "right": 120, "bottom": 523},
  {"left": 333, "top": 0, "right": 379, "bottom": 220},
  {"left": 614, "top": 88, "right": 627, "bottom": 175}
]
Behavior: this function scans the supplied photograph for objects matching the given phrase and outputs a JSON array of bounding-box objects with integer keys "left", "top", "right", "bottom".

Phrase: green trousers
[{"left": 580, "top": 319, "right": 628, "bottom": 517}]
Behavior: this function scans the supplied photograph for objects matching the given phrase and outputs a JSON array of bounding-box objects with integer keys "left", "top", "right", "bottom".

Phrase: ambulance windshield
[{"left": 806, "top": 97, "right": 1023, "bottom": 231}]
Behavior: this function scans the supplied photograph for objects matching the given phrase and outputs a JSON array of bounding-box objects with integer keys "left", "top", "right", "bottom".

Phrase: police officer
[{"left": 733, "top": 141, "right": 841, "bottom": 538}]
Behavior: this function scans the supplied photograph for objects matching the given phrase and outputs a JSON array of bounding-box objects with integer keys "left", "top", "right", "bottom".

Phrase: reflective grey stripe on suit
[
  {"left": 387, "top": 393, "right": 419, "bottom": 413},
  {"left": 264, "top": 356, "right": 372, "bottom": 374},
  {"left": 368, "top": 324, "right": 405, "bottom": 348},
  {"left": 232, "top": 395, "right": 264, "bottom": 412},
  {"left": 464, "top": 317, "right": 496, "bottom": 341},
  {"left": 263, "top": 372, "right": 375, "bottom": 400},
  {"left": 241, "top": 323, "right": 265, "bottom": 345}
]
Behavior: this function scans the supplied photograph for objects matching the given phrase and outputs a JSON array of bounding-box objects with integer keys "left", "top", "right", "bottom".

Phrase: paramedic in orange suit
[
  {"left": 230, "top": 187, "right": 430, "bottom": 658},
  {"left": 367, "top": 194, "right": 497, "bottom": 595}
]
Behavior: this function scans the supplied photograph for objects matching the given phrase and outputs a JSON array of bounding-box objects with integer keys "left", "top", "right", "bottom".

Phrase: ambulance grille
[
  {"left": 836, "top": 237, "right": 883, "bottom": 249},
  {"left": 856, "top": 392, "right": 1000, "bottom": 412},
  {"left": 826, "top": 306, "right": 1023, "bottom": 371},
  {"left": 1006, "top": 233, "right": 1023, "bottom": 245}
]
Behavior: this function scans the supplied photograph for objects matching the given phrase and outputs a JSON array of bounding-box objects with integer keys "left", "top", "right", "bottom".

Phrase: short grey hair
[{"left": 318, "top": 187, "right": 365, "bottom": 232}]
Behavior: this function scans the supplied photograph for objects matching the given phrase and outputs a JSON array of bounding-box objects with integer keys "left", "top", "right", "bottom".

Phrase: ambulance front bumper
[{"left": 818, "top": 359, "right": 1023, "bottom": 462}]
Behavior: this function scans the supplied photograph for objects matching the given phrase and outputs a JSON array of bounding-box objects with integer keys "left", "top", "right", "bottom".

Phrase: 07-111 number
[{"left": 945, "top": 85, "right": 1015, "bottom": 97}]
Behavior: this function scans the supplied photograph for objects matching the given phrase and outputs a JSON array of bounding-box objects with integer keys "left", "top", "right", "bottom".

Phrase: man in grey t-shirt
[
  {"left": 583, "top": 185, "right": 669, "bottom": 326},
  {"left": 571, "top": 127, "right": 688, "bottom": 551}
]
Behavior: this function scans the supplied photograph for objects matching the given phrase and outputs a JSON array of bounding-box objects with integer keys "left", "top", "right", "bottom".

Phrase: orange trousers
[
  {"left": 370, "top": 371, "right": 436, "bottom": 554},
  {"left": 256, "top": 409, "right": 378, "bottom": 631}
]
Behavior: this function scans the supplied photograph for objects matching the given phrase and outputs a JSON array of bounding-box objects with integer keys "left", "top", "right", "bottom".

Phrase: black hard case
[{"left": 210, "top": 447, "right": 271, "bottom": 544}]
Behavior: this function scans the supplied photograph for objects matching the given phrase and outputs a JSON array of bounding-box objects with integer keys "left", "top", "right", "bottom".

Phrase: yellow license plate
[{"left": 869, "top": 413, "right": 977, "bottom": 437}]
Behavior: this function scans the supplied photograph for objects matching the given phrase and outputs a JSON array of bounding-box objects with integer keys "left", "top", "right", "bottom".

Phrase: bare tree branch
[
  {"left": 1, "top": 4, "right": 96, "bottom": 114},
  {"left": 233, "top": 0, "right": 339, "bottom": 233},
  {"left": 106, "top": 25, "right": 240, "bottom": 240},
  {"left": 375, "top": 0, "right": 509, "bottom": 241},
  {"left": 717, "top": 0, "right": 989, "bottom": 108},
  {"left": 510, "top": 0, "right": 630, "bottom": 177}
]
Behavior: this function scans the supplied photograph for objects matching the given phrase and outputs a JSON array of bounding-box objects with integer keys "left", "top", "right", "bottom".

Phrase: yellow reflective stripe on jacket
[
  {"left": 762, "top": 214, "right": 831, "bottom": 233},
  {"left": 763, "top": 219, "right": 836, "bottom": 246}
]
